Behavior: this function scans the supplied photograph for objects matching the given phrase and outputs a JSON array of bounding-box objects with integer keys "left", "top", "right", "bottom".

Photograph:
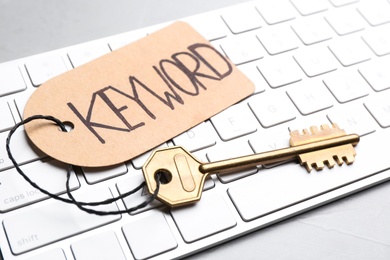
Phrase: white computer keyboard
[{"left": 1, "top": 0, "right": 390, "bottom": 259}]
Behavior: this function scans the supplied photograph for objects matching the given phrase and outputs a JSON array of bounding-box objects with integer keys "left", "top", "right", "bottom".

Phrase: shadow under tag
[{"left": 24, "top": 21, "right": 255, "bottom": 167}]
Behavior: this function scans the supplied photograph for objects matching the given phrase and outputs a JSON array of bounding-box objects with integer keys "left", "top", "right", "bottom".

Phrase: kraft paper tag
[{"left": 24, "top": 22, "right": 254, "bottom": 167}]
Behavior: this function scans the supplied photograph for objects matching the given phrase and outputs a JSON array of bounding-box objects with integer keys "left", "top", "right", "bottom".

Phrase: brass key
[{"left": 142, "top": 124, "right": 359, "bottom": 207}]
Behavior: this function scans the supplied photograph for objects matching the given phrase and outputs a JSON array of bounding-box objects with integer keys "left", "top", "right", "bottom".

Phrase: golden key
[{"left": 142, "top": 124, "right": 359, "bottom": 207}]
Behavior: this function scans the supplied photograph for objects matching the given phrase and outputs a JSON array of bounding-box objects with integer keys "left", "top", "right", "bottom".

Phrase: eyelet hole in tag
[{"left": 24, "top": 22, "right": 254, "bottom": 167}]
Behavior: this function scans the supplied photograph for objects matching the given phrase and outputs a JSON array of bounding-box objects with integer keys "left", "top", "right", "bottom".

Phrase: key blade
[{"left": 291, "top": 124, "right": 359, "bottom": 172}]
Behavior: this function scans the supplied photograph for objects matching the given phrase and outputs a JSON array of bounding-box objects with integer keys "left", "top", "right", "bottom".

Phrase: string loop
[{"left": 6, "top": 115, "right": 160, "bottom": 215}]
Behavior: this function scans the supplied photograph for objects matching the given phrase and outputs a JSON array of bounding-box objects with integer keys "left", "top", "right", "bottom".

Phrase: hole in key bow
[{"left": 155, "top": 169, "right": 172, "bottom": 184}]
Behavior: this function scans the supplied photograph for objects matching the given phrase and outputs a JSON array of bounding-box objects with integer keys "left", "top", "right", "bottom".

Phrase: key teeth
[
  {"left": 344, "top": 154, "right": 355, "bottom": 165},
  {"left": 303, "top": 162, "right": 313, "bottom": 173}
]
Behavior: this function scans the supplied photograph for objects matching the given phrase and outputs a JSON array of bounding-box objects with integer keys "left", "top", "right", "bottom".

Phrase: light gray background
[{"left": 1, "top": 0, "right": 390, "bottom": 259}]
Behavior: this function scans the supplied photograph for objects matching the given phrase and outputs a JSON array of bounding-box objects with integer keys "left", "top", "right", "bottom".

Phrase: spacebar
[
  {"left": 228, "top": 129, "right": 390, "bottom": 222},
  {"left": 3, "top": 188, "right": 121, "bottom": 255}
]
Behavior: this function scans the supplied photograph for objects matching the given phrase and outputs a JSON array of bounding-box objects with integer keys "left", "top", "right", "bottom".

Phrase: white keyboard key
[
  {"left": 13, "top": 92, "right": 33, "bottom": 120},
  {"left": 359, "top": 58, "right": 390, "bottom": 91},
  {"left": 257, "top": 55, "right": 302, "bottom": 88},
  {"left": 71, "top": 232, "right": 126, "bottom": 260},
  {"left": 362, "top": 24, "right": 390, "bottom": 56},
  {"left": 0, "top": 160, "right": 79, "bottom": 212},
  {"left": 249, "top": 128, "right": 291, "bottom": 168},
  {"left": 325, "top": 9, "right": 366, "bottom": 35},
  {"left": 256, "top": 0, "right": 296, "bottom": 25},
  {"left": 290, "top": 0, "right": 329, "bottom": 16},
  {"left": 364, "top": 91, "right": 390, "bottom": 128},
  {"left": 222, "top": 6, "right": 262, "bottom": 34},
  {"left": 0, "top": 101, "right": 15, "bottom": 132},
  {"left": 0, "top": 129, "right": 46, "bottom": 171},
  {"left": 327, "top": 104, "right": 377, "bottom": 136},
  {"left": 220, "top": 34, "right": 264, "bottom": 65},
  {"left": 328, "top": 37, "right": 372, "bottom": 66},
  {"left": 173, "top": 121, "right": 216, "bottom": 152},
  {"left": 25, "top": 54, "right": 68, "bottom": 86},
  {"left": 68, "top": 43, "right": 110, "bottom": 67},
  {"left": 287, "top": 80, "right": 334, "bottom": 115},
  {"left": 210, "top": 102, "right": 258, "bottom": 141},
  {"left": 323, "top": 70, "right": 370, "bottom": 103},
  {"left": 116, "top": 172, "right": 163, "bottom": 215},
  {"left": 122, "top": 213, "right": 177, "bottom": 259},
  {"left": 291, "top": 16, "right": 334, "bottom": 45},
  {"left": 228, "top": 130, "right": 390, "bottom": 221},
  {"left": 207, "top": 141, "right": 257, "bottom": 183},
  {"left": 26, "top": 248, "right": 66, "bottom": 260},
  {"left": 358, "top": 0, "right": 390, "bottom": 26},
  {"left": 293, "top": 46, "right": 338, "bottom": 77},
  {"left": 131, "top": 143, "right": 168, "bottom": 169},
  {"left": 82, "top": 163, "right": 127, "bottom": 184},
  {"left": 248, "top": 92, "right": 297, "bottom": 127},
  {"left": 186, "top": 14, "right": 228, "bottom": 41},
  {"left": 287, "top": 113, "right": 332, "bottom": 133},
  {"left": 3, "top": 188, "right": 121, "bottom": 254},
  {"left": 171, "top": 190, "right": 236, "bottom": 243},
  {"left": 0, "top": 64, "right": 26, "bottom": 97},
  {"left": 257, "top": 24, "right": 299, "bottom": 55},
  {"left": 237, "top": 63, "right": 267, "bottom": 94},
  {"left": 108, "top": 31, "right": 146, "bottom": 50},
  {"left": 329, "top": 0, "right": 358, "bottom": 7}
]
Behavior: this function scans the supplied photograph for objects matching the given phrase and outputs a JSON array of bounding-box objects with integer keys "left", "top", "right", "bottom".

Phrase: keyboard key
[
  {"left": 220, "top": 34, "right": 264, "bottom": 65},
  {"left": 249, "top": 128, "right": 292, "bottom": 168},
  {"left": 237, "top": 63, "right": 267, "bottom": 94},
  {"left": 291, "top": 16, "right": 333, "bottom": 45},
  {"left": 116, "top": 171, "right": 163, "bottom": 215},
  {"left": 82, "top": 163, "right": 127, "bottom": 184},
  {"left": 186, "top": 14, "right": 228, "bottom": 41},
  {"left": 173, "top": 121, "right": 217, "bottom": 152},
  {"left": 228, "top": 130, "right": 390, "bottom": 221},
  {"left": 364, "top": 91, "right": 390, "bottom": 128},
  {"left": 71, "top": 231, "right": 126, "bottom": 260},
  {"left": 210, "top": 102, "right": 258, "bottom": 141},
  {"left": 3, "top": 188, "right": 120, "bottom": 254},
  {"left": 26, "top": 248, "right": 66, "bottom": 260},
  {"left": 287, "top": 80, "right": 334, "bottom": 115},
  {"left": 122, "top": 213, "right": 177, "bottom": 259},
  {"left": 257, "top": 55, "right": 302, "bottom": 88},
  {"left": 358, "top": 0, "right": 390, "bottom": 26},
  {"left": 359, "top": 58, "right": 390, "bottom": 91},
  {"left": 257, "top": 24, "right": 299, "bottom": 55},
  {"left": 0, "top": 64, "right": 27, "bottom": 97},
  {"left": 328, "top": 0, "right": 358, "bottom": 7},
  {"left": 323, "top": 70, "right": 370, "bottom": 103},
  {"left": 0, "top": 160, "right": 79, "bottom": 212},
  {"left": 362, "top": 24, "right": 390, "bottom": 56},
  {"left": 25, "top": 54, "right": 68, "bottom": 86},
  {"left": 248, "top": 92, "right": 297, "bottom": 128},
  {"left": 13, "top": 92, "right": 33, "bottom": 120},
  {"left": 68, "top": 43, "right": 110, "bottom": 67},
  {"left": 222, "top": 6, "right": 262, "bottom": 34},
  {"left": 207, "top": 141, "right": 257, "bottom": 183},
  {"left": 325, "top": 8, "right": 366, "bottom": 35},
  {"left": 256, "top": 0, "right": 296, "bottom": 25},
  {"left": 171, "top": 190, "right": 236, "bottom": 242},
  {"left": 293, "top": 46, "right": 338, "bottom": 77},
  {"left": 328, "top": 37, "right": 372, "bottom": 66},
  {"left": 0, "top": 129, "right": 46, "bottom": 171},
  {"left": 108, "top": 30, "right": 146, "bottom": 50},
  {"left": 290, "top": 0, "right": 329, "bottom": 16},
  {"left": 0, "top": 101, "right": 15, "bottom": 132},
  {"left": 327, "top": 104, "right": 377, "bottom": 136},
  {"left": 131, "top": 143, "right": 168, "bottom": 169}
]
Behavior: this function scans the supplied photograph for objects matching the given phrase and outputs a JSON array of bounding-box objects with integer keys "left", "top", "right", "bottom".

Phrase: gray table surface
[{"left": 1, "top": 0, "right": 390, "bottom": 259}]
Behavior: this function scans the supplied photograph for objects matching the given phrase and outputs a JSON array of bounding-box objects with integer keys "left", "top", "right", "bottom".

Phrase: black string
[{"left": 6, "top": 115, "right": 161, "bottom": 216}]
